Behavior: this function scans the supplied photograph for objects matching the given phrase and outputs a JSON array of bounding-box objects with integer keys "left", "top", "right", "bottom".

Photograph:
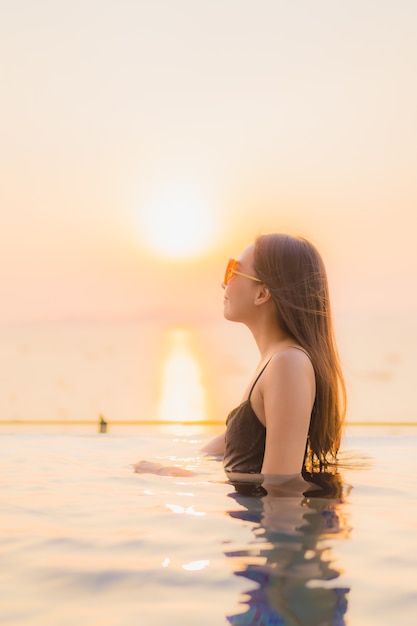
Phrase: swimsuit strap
[
  {"left": 247, "top": 357, "right": 274, "bottom": 401},
  {"left": 247, "top": 346, "right": 313, "bottom": 402}
]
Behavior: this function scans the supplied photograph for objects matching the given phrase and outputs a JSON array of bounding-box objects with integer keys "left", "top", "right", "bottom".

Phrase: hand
[{"left": 133, "top": 460, "right": 194, "bottom": 477}]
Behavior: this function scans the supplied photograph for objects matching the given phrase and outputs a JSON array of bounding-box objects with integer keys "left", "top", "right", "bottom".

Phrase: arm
[
  {"left": 133, "top": 460, "right": 195, "bottom": 476},
  {"left": 201, "top": 430, "right": 226, "bottom": 457},
  {"left": 133, "top": 430, "right": 226, "bottom": 477},
  {"left": 261, "top": 349, "right": 315, "bottom": 478}
]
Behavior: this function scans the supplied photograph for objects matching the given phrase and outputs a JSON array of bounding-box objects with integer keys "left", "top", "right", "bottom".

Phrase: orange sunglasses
[{"left": 222, "top": 258, "right": 262, "bottom": 288}]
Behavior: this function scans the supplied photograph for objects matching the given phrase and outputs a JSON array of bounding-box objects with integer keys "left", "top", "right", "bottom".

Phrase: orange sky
[{"left": 1, "top": 1, "right": 416, "bottom": 323}]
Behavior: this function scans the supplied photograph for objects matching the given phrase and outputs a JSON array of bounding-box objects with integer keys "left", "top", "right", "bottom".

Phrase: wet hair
[{"left": 253, "top": 233, "right": 346, "bottom": 469}]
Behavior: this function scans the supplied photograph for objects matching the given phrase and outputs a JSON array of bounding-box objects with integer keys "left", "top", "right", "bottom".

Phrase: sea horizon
[{"left": 0, "top": 312, "right": 415, "bottom": 434}]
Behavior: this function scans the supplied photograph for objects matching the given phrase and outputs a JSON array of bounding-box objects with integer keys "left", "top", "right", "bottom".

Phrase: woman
[{"left": 203, "top": 233, "right": 346, "bottom": 490}]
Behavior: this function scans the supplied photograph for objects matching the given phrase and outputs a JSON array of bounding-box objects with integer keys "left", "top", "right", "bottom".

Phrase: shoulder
[
  {"left": 258, "top": 347, "right": 316, "bottom": 422},
  {"left": 269, "top": 346, "right": 313, "bottom": 373},
  {"left": 262, "top": 346, "right": 315, "bottom": 391}
]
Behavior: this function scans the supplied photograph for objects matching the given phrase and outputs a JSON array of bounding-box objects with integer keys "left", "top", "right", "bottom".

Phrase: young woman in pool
[{"left": 202, "top": 233, "right": 346, "bottom": 489}]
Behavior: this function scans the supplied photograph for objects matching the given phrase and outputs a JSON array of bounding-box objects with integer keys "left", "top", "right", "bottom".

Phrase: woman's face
[{"left": 222, "top": 245, "right": 261, "bottom": 322}]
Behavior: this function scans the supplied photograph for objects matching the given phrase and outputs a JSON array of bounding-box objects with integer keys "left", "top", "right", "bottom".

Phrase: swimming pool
[{"left": 2, "top": 429, "right": 416, "bottom": 625}]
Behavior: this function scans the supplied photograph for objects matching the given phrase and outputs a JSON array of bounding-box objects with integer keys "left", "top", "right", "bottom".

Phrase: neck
[{"left": 247, "top": 318, "right": 291, "bottom": 360}]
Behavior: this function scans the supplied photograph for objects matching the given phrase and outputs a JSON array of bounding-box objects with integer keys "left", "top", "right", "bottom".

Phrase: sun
[{"left": 139, "top": 183, "right": 216, "bottom": 258}]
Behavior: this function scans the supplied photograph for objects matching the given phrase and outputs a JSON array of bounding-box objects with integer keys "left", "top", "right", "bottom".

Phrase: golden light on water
[
  {"left": 182, "top": 560, "right": 210, "bottom": 571},
  {"left": 158, "top": 328, "right": 207, "bottom": 422}
]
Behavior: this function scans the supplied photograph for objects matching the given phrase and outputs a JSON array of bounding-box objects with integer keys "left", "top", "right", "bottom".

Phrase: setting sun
[{"left": 139, "top": 183, "right": 216, "bottom": 259}]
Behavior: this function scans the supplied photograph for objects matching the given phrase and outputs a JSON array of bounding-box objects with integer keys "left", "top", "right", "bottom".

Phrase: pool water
[{"left": 1, "top": 430, "right": 417, "bottom": 626}]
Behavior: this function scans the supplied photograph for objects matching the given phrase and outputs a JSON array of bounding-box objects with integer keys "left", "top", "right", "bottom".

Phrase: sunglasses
[{"left": 222, "top": 258, "right": 262, "bottom": 288}]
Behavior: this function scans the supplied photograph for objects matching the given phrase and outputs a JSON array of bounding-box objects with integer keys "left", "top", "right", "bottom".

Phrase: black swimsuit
[
  {"left": 223, "top": 360, "right": 270, "bottom": 474},
  {"left": 223, "top": 348, "right": 315, "bottom": 474}
]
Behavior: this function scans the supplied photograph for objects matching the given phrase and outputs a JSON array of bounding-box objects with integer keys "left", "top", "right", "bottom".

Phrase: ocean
[{"left": 0, "top": 314, "right": 415, "bottom": 430}]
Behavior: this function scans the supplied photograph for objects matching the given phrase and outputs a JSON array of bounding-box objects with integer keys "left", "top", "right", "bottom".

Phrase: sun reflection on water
[
  {"left": 182, "top": 560, "right": 210, "bottom": 571},
  {"left": 158, "top": 328, "right": 207, "bottom": 423}
]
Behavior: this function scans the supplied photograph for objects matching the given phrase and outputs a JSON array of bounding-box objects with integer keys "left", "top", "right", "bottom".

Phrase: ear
[{"left": 254, "top": 284, "right": 272, "bottom": 306}]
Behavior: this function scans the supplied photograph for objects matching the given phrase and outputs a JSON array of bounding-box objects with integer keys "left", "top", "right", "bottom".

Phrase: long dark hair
[{"left": 254, "top": 233, "right": 346, "bottom": 468}]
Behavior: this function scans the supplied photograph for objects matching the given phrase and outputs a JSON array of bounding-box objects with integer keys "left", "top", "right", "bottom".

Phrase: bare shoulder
[
  {"left": 268, "top": 346, "right": 314, "bottom": 376},
  {"left": 250, "top": 344, "right": 315, "bottom": 429},
  {"left": 262, "top": 346, "right": 315, "bottom": 398}
]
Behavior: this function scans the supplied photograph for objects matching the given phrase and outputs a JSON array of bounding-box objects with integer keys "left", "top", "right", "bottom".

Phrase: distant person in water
[{"left": 202, "top": 233, "right": 346, "bottom": 491}]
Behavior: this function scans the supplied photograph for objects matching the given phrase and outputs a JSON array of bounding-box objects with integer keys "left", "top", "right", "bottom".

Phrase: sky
[{"left": 1, "top": 0, "right": 416, "bottom": 324}]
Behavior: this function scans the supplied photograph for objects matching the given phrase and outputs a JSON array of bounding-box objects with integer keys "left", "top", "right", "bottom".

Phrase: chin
[
  {"left": 223, "top": 307, "right": 238, "bottom": 322},
  {"left": 223, "top": 305, "right": 232, "bottom": 321}
]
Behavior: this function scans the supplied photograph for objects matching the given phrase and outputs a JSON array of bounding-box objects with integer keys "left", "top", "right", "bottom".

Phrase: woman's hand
[{"left": 133, "top": 460, "right": 195, "bottom": 477}]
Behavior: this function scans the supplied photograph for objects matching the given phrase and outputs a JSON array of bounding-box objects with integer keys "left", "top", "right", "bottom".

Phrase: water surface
[{"left": 2, "top": 431, "right": 416, "bottom": 625}]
